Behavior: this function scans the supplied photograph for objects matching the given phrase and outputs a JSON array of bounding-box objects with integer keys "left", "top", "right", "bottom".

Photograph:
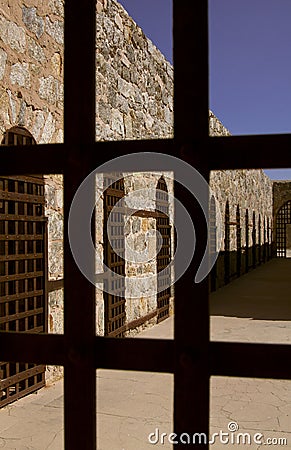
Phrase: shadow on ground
[{"left": 209, "top": 258, "right": 291, "bottom": 320}]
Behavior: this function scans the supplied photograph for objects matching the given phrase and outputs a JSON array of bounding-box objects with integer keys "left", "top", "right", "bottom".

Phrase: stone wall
[
  {"left": 210, "top": 169, "right": 273, "bottom": 288},
  {"left": 95, "top": 0, "right": 173, "bottom": 141},
  {"left": 0, "top": 0, "right": 64, "bottom": 143}
]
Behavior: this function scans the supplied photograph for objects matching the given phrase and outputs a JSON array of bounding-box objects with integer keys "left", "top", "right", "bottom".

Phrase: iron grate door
[
  {"left": 276, "top": 200, "right": 291, "bottom": 257},
  {"left": 0, "top": 175, "right": 47, "bottom": 407},
  {"left": 156, "top": 177, "right": 171, "bottom": 323},
  {"left": 103, "top": 176, "right": 126, "bottom": 337}
]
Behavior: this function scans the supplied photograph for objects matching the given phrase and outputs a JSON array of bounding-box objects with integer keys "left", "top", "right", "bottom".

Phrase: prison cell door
[
  {"left": 103, "top": 177, "right": 126, "bottom": 337},
  {"left": 276, "top": 200, "right": 291, "bottom": 257},
  {"left": 0, "top": 174, "right": 47, "bottom": 407},
  {"left": 156, "top": 177, "right": 171, "bottom": 323}
]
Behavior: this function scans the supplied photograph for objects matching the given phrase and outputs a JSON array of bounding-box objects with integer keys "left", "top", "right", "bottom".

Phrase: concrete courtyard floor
[{"left": 0, "top": 259, "right": 291, "bottom": 449}]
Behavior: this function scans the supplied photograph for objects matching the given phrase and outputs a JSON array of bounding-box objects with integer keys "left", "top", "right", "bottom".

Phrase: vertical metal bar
[
  {"left": 64, "top": 0, "right": 96, "bottom": 448},
  {"left": 174, "top": 180, "right": 210, "bottom": 449},
  {"left": 173, "top": 0, "right": 210, "bottom": 447},
  {"left": 173, "top": 0, "right": 209, "bottom": 142}
]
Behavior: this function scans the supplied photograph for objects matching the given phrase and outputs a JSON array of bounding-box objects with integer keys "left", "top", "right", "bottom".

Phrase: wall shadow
[{"left": 209, "top": 258, "right": 291, "bottom": 321}]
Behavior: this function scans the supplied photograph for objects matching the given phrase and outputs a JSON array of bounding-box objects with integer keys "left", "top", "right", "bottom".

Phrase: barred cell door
[
  {"left": 156, "top": 177, "right": 171, "bottom": 323},
  {"left": 0, "top": 174, "right": 47, "bottom": 406},
  {"left": 0, "top": 127, "right": 47, "bottom": 407},
  {"left": 103, "top": 176, "right": 126, "bottom": 337},
  {"left": 276, "top": 200, "right": 291, "bottom": 257}
]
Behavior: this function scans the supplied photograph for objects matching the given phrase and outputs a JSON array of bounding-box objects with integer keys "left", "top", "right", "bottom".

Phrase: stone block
[
  {"left": 51, "top": 52, "right": 62, "bottom": 77},
  {"left": 40, "top": 112, "right": 56, "bottom": 143},
  {"left": 22, "top": 6, "right": 44, "bottom": 39},
  {"left": 45, "top": 16, "right": 64, "bottom": 45},
  {"left": 39, "top": 75, "right": 59, "bottom": 104},
  {"left": 10, "top": 62, "right": 30, "bottom": 88},
  {"left": 27, "top": 36, "right": 46, "bottom": 64},
  {"left": 0, "top": 49, "right": 7, "bottom": 81},
  {"left": 49, "top": 0, "right": 64, "bottom": 18},
  {"left": 31, "top": 110, "right": 45, "bottom": 141}
]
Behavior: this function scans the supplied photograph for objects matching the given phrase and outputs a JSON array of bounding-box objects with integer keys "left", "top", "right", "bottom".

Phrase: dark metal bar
[
  {"left": 64, "top": 0, "right": 96, "bottom": 447},
  {"left": 173, "top": 0, "right": 210, "bottom": 444},
  {"left": 0, "top": 333, "right": 65, "bottom": 365},
  {"left": 174, "top": 175, "right": 210, "bottom": 448},
  {"left": 0, "top": 144, "right": 65, "bottom": 174},
  {"left": 96, "top": 337, "right": 174, "bottom": 373},
  {"left": 208, "top": 134, "right": 291, "bottom": 170},
  {"left": 210, "top": 342, "right": 291, "bottom": 379},
  {"left": 173, "top": 0, "right": 209, "bottom": 142}
]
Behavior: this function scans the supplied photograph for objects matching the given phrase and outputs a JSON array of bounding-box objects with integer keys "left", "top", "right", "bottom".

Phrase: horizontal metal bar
[
  {"left": 96, "top": 337, "right": 174, "bottom": 372},
  {"left": 1, "top": 175, "right": 45, "bottom": 183},
  {"left": 0, "top": 192, "right": 45, "bottom": 203},
  {"left": 48, "top": 279, "right": 64, "bottom": 292},
  {"left": 210, "top": 342, "right": 291, "bottom": 379},
  {"left": 0, "top": 290, "right": 43, "bottom": 304},
  {"left": 208, "top": 134, "right": 291, "bottom": 170},
  {"left": 0, "top": 308, "right": 44, "bottom": 324},
  {"left": 1, "top": 134, "right": 291, "bottom": 176},
  {"left": 0, "top": 333, "right": 65, "bottom": 366},
  {"left": 0, "top": 145, "right": 65, "bottom": 175},
  {"left": 0, "top": 271, "right": 43, "bottom": 282},
  {"left": 0, "top": 253, "right": 43, "bottom": 261},
  {"left": 0, "top": 364, "right": 45, "bottom": 389},
  {"left": 0, "top": 235, "right": 43, "bottom": 240},
  {"left": 0, "top": 215, "right": 46, "bottom": 221}
]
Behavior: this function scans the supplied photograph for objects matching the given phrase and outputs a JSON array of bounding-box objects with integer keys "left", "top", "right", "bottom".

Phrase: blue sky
[{"left": 118, "top": 0, "right": 291, "bottom": 180}]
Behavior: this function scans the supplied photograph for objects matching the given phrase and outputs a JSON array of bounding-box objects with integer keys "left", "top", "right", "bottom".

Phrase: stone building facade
[{"left": 0, "top": 0, "right": 290, "bottom": 385}]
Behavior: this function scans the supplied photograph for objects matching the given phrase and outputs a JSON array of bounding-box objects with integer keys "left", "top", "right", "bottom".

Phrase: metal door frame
[{"left": 0, "top": 1, "right": 290, "bottom": 449}]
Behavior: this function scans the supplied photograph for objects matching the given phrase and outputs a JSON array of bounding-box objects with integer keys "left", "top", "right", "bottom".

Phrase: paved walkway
[{"left": 0, "top": 259, "right": 290, "bottom": 449}]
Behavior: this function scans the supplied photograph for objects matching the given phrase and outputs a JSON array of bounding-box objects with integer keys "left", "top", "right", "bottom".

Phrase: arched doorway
[
  {"left": 275, "top": 200, "right": 291, "bottom": 257},
  {"left": 0, "top": 127, "right": 47, "bottom": 407}
]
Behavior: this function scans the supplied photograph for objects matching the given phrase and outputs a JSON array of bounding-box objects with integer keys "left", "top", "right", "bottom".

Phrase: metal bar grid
[
  {"left": 276, "top": 200, "right": 291, "bottom": 257},
  {"left": 0, "top": 1, "right": 289, "bottom": 449},
  {"left": 103, "top": 178, "right": 126, "bottom": 337},
  {"left": 156, "top": 177, "right": 171, "bottom": 322},
  {"left": 0, "top": 174, "right": 46, "bottom": 407}
]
